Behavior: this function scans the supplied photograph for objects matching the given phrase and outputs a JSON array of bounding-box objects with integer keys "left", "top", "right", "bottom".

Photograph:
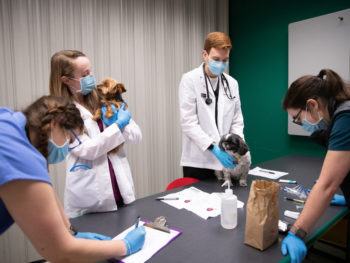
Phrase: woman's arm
[
  {"left": 0, "top": 181, "right": 126, "bottom": 263},
  {"left": 54, "top": 193, "right": 71, "bottom": 230},
  {"left": 70, "top": 123, "right": 125, "bottom": 160},
  {"left": 122, "top": 119, "right": 142, "bottom": 143},
  {"left": 293, "top": 150, "right": 350, "bottom": 233}
]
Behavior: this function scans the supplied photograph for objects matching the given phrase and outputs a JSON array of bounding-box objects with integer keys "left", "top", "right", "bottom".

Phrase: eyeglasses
[
  {"left": 292, "top": 109, "right": 303, "bottom": 126},
  {"left": 68, "top": 130, "right": 82, "bottom": 150}
]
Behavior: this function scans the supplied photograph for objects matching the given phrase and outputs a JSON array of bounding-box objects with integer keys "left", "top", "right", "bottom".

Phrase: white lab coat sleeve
[
  {"left": 229, "top": 81, "right": 245, "bottom": 140},
  {"left": 122, "top": 119, "right": 142, "bottom": 143},
  {"left": 70, "top": 123, "right": 125, "bottom": 160},
  {"left": 179, "top": 74, "right": 213, "bottom": 151}
]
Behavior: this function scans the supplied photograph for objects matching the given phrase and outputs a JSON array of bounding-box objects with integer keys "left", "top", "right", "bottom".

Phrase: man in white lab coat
[{"left": 179, "top": 32, "right": 247, "bottom": 180}]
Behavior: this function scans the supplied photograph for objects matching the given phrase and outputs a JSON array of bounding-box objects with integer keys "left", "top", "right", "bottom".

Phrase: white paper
[
  {"left": 284, "top": 210, "right": 300, "bottom": 220},
  {"left": 248, "top": 166, "right": 288, "bottom": 179},
  {"left": 113, "top": 221, "right": 181, "bottom": 263},
  {"left": 159, "top": 187, "right": 244, "bottom": 220}
]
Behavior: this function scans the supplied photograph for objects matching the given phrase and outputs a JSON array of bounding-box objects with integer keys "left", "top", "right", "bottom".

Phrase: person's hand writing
[{"left": 122, "top": 226, "right": 146, "bottom": 256}]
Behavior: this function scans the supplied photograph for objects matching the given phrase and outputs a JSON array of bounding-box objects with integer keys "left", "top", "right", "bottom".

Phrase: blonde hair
[
  {"left": 49, "top": 50, "right": 99, "bottom": 113},
  {"left": 204, "top": 32, "right": 232, "bottom": 53}
]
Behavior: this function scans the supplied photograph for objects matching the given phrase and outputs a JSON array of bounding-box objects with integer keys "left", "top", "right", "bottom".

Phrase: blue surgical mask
[
  {"left": 301, "top": 111, "right": 328, "bottom": 134},
  {"left": 79, "top": 75, "right": 96, "bottom": 95},
  {"left": 208, "top": 60, "right": 228, "bottom": 76},
  {"left": 47, "top": 138, "right": 69, "bottom": 164}
]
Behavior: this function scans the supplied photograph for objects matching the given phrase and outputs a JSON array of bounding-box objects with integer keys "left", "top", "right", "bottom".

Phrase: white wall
[
  {"left": 0, "top": 0, "right": 228, "bottom": 261},
  {"left": 288, "top": 9, "right": 350, "bottom": 136}
]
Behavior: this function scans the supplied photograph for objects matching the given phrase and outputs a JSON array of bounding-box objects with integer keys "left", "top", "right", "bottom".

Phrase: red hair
[{"left": 204, "top": 32, "right": 232, "bottom": 53}]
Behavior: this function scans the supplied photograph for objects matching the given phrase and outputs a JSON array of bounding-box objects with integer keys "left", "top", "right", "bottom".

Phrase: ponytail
[
  {"left": 283, "top": 69, "right": 350, "bottom": 110},
  {"left": 317, "top": 69, "right": 350, "bottom": 101}
]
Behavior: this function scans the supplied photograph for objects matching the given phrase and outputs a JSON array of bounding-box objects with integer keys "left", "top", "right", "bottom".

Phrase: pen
[
  {"left": 135, "top": 216, "right": 140, "bottom": 228},
  {"left": 279, "top": 179, "right": 297, "bottom": 184},
  {"left": 285, "top": 197, "right": 306, "bottom": 204},
  {"left": 258, "top": 169, "right": 275, "bottom": 174},
  {"left": 156, "top": 197, "right": 179, "bottom": 201}
]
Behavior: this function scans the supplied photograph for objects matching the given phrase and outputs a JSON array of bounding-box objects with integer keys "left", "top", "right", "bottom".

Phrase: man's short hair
[{"left": 204, "top": 32, "right": 232, "bottom": 53}]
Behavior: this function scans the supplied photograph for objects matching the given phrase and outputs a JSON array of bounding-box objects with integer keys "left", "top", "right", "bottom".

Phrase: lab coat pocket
[{"left": 65, "top": 168, "right": 99, "bottom": 210}]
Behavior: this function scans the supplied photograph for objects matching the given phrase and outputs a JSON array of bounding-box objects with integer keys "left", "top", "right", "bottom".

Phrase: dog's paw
[{"left": 239, "top": 179, "right": 247, "bottom": 187}]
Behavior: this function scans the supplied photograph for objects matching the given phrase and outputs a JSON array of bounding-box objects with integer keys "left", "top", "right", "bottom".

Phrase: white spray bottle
[{"left": 220, "top": 181, "right": 237, "bottom": 229}]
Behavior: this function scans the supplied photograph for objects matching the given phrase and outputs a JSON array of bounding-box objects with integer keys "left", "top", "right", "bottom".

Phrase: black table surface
[{"left": 71, "top": 155, "right": 349, "bottom": 263}]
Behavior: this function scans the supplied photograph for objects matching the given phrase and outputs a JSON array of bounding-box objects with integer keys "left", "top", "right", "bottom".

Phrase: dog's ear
[
  {"left": 230, "top": 134, "right": 248, "bottom": 155},
  {"left": 237, "top": 137, "right": 249, "bottom": 155},
  {"left": 105, "top": 78, "right": 117, "bottom": 88},
  {"left": 116, "top": 83, "right": 126, "bottom": 93}
]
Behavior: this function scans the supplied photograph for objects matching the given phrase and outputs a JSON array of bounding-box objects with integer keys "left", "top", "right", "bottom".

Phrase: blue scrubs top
[{"left": 0, "top": 108, "right": 51, "bottom": 234}]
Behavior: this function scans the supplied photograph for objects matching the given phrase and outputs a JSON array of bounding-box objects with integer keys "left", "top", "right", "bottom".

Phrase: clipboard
[{"left": 111, "top": 218, "right": 182, "bottom": 263}]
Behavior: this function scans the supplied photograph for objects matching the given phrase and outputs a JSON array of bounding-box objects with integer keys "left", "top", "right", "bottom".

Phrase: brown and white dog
[
  {"left": 92, "top": 77, "right": 127, "bottom": 121},
  {"left": 92, "top": 77, "right": 127, "bottom": 153},
  {"left": 215, "top": 133, "right": 251, "bottom": 187}
]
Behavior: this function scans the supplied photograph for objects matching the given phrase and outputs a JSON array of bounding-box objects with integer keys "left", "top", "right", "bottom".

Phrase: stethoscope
[{"left": 202, "top": 64, "right": 235, "bottom": 105}]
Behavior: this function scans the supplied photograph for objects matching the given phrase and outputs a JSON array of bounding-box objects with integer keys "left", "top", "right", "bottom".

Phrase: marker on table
[
  {"left": 258, "top": 169, "right": 275, "bottom": 174},
  {"left": 285, "top": 197, "right": 306, "bottom": 204},
  {"left": 135, "top": 216, "right": 140, "bottom": 228},
  {"left": 279, "top": 179, "right": 297, "bottom": 184},
  {"left": 156, "top": 197, "right": 179, "bottom": 201}
]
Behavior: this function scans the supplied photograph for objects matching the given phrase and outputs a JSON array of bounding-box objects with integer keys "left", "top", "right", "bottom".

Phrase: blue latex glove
[
  {"left": 122, "top": 226, "right": 146, "bottom": 256},
  {"left": 101, "top": 104, "right": 118, "bottom": 126},
  {"left": 330, "top": 194, "right": 346, "bottom": 206},
  {"left": 75, "top": 232, "right": 112, "bottom": 240},
  {"left": 281, "top": 232, "right": 307, "bottom": 263},
  {"left": 210, "top": 144, "right": 236, "bottom": 169},
  {"left": 115, "top": 103, "right": 131, "bottom": 129}
]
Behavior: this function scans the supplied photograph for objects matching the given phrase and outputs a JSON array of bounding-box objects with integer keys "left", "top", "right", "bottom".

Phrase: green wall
[{"left": 229, "top": 0, "right": 350, "bottom": 165}]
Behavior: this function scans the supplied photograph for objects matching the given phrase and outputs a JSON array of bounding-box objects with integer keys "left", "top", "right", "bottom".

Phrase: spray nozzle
[{"left": 224, "top": 179, "right": 233, "bottom": 195}]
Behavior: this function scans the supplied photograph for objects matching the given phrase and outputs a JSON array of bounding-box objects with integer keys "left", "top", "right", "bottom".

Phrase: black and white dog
[{"left": 215, "top": 133, "right": 251, "bottom": 187}]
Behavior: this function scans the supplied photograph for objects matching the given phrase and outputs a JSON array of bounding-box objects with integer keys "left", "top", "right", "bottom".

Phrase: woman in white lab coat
[
  {"left": 49, "top": 50, "right": 142, "bottom": 218},
  {"left": 179, "top": 32, "right": 247, "bottom": 180}
]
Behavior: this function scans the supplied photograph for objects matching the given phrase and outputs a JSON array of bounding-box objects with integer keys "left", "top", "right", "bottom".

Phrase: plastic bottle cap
[{"left": 225, "top": 189, "right": 233, "bottom": 195}]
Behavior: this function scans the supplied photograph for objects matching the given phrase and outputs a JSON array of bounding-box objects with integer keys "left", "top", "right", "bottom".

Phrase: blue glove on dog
[
  {"left": 281, "top": 232, "right": 307, "bottom": 263},
  {"left": 115, "top": 103, "right": 131, "bottom": 129},
  {"left": 122, "top": 226, "right": 146, "bottom": 255},
  {"left": 210, "top": 144, "right": 236, "bottom": 169},
  {"left": 101, "top": 104, "right": 118, "bottom": 126},
  {"left": 75, "top": 232, "right": 112, "bottom": 240},
  {"left": 330, "top": 194, "right": 346, "bottom": 206}
]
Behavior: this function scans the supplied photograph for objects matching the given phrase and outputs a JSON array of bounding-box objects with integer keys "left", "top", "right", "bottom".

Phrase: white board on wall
[{"left": 288, "top": 8, "right": 350, "bottom": 136}]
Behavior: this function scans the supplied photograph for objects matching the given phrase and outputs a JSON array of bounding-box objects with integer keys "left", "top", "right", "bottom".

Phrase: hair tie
[{"left": 317, "top": 70, "right": 327, "bottom": 80}]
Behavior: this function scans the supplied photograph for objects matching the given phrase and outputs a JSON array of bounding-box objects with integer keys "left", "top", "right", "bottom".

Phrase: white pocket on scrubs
[{"left": 66, "top": 160, "right": 99, "bottom": 209}]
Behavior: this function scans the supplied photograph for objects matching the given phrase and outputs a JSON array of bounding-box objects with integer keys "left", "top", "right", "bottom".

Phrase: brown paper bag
[{"left": 244, "top": 180, "right": 280, "bottom": 251}]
